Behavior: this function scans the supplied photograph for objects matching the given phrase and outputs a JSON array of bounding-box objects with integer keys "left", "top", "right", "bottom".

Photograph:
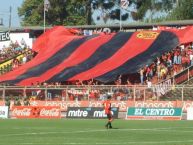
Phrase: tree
[
  {"left": 18, "top": 0, "right": 88, "bottom": 26},
  {"left": 134, "top": 0, "right": 174, "bottom": 21},
  {"left": 62, "top": 0, "right": 90, "bottom": 25},
  {"left": 89, "top": 0, "right": 175, "bottom": 23},
  {"left": 18, "top": 0, "right": 43, "bottom": 26},
  {"left": 167, "top": 0, "right": 193, "bottom": 20}
]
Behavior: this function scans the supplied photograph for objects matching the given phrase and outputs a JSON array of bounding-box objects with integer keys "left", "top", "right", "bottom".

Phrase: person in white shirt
[{"left": 146, "top": 79, "right": 152, "bottom": 88}]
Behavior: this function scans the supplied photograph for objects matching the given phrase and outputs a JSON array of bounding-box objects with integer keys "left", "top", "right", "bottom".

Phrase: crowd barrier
[
  {"left": 1, "top": 85, "right": 193, "bottom": 119},
  {"left": 0, "top": 84, "right": 193, "bottom": 102}
]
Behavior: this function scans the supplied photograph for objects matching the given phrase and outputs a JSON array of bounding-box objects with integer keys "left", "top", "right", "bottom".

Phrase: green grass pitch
[{"left": 0, "top": 119, "right": 193, "bottom": 145}]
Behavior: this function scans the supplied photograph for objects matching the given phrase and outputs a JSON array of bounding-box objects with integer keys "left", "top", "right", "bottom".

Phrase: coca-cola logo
[
  {"left": 31, "top": 107, "right": 40, "bottom": 118},
  {"left": 40, "top": 108, "right": 60, "bottom": 117},
  {"left": 12, "top": 108, "right": 31, "bottom": 116},
  {"left": 12, "top": 107, "right": 61, "bottom": 118}
]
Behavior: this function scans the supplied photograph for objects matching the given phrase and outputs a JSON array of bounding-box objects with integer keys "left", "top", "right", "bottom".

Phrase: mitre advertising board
[
  {"left": 126, "top": 107, "right": 182, "bottom": 120},
  {"left": 66, "top": 107, "right": 119, "bottom": 119}
]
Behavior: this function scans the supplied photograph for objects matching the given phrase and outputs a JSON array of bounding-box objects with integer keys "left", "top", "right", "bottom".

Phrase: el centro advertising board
[
  {"left": 66, "top": 107, "right": 119, "bottom": 119},
  {"left": 126, "top": 107, "right": 182, "bottom": 120}
]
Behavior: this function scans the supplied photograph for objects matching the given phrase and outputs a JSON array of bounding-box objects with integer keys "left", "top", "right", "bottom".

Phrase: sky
[{"left": 0, "top": 0, "right": 24, "bottom": 27}]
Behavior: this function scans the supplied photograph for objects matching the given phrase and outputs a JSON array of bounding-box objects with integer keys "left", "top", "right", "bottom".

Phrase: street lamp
[
  {"left": 0, "top": 18, "right": 3, "bottom": 25},
  {"left": 44, "top": 0, "right": 50, "bottom": 32},
  {"left": 0, "top": 7, "right": 12, "bottom": 29}
]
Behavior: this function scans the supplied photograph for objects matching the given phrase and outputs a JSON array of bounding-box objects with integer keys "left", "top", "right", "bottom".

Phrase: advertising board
[
  {"left": 187, "top": 107, "right": 193, "bottom": 120},
  {"left": 66, "top": 107, "right": 119, "bottom": 119},
  {"left": 126, "top": 107, "right": 182, "bottom": 120},
  {"left": 12, "top": 106, "right": 61, "bottom": 119},
  {"left": 0, "top": 106, "right": 9, "bottom": 119},
  {"left": 1, "top": 100, "right": 193, "bottom": 113},
  {"left": 0, "top": 31, "right": 10, "bottom": 42}
]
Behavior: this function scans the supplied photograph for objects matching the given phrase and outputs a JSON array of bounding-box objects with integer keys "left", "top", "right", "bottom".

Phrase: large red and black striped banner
[{"left": 1, "top": 26, "right": 193, "bottom": 86}]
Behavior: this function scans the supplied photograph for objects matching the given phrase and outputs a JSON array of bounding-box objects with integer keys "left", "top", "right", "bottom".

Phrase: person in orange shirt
[{"left": 103, "top": 95, "right": 113, "bottom": 129}]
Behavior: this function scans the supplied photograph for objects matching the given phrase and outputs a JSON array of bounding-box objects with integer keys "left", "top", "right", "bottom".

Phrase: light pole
[
  {"left": 119, "top": 0, "right": 122, "bottom": 31},
  {"left": 44, "top": 0, "right": 50, "bottom": 33},
  {"left": 119, "top": 0, "right": 130, "bottom": 31},
  {"left": 43, "top": 0, "right": 46, "bottom": 33},
  {"left": 0, "top": 18, "right": 3, "bottom": 26},
  {"left": 0, "top": 8, "right": 11, "bottom": 28},
  {"left": 120, "top": 4, "right": 122, "bottom": 31},
  {"left": 9, "top": 6, "right": 12, "bottom": 31}
]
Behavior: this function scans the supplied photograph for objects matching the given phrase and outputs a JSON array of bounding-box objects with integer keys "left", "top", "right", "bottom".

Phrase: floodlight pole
[
  {"left": 120, "top": 4, "right": 122, "bottom": 31},
  {"left": 43, "top": 3, "right": 46, "bottom": 33},
  {"left": 9, "top": 6, "right": 12, "bottom": 31}
]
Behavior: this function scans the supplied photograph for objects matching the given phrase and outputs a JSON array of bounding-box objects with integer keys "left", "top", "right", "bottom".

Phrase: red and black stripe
[
  {"left": 95, "top": 31, "right": 179, "bottom": 82},
  {"left": 47, "top": 32, "right": 133, "bottom": 83}
]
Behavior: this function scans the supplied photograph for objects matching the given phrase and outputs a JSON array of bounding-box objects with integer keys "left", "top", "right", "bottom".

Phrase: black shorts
[{"left": 107, "top": 113, "right": 113, "bottom": 120}]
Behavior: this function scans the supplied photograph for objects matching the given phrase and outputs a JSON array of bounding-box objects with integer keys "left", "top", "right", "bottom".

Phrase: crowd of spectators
[
  {"left": 0, "top": 39, "right": 35, "bottom": 73},
  {"left": 0, "top": 38, "right": 27, "bottom": 62},
  {"left": 137, "top": 43, "right": 193, "bottom": 86},
  {"left": 1, "top": 29, "right": 193, "bottom": 102}
]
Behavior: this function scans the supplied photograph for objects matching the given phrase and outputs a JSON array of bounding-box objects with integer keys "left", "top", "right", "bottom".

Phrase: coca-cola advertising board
[{"left": 12, "top": 106, "right": 61, "bottom": 119}]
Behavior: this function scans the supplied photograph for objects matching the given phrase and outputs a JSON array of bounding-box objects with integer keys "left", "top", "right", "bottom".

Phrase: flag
[
  {"left": 120, "top": 0, "right": 129, "bottom": 9},
  {"left": 44, "top": 0, "right": 50, "bottom": 12},
  {"left": 0, "top": 26, "right": 184, "bottom": 86}
]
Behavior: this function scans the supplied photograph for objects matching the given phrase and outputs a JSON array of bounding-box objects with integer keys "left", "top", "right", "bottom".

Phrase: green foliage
[
  {"left": 18, "top": 0, "right": 88, "bottom": 26},
  {"left": 5, "top": 97, "right": 10, "bottom": 108},
  {"left": 18, "top": 0, "right": 43, "bottom": 26},
  {"left": 167, "top": 0, "right": 193, "bottom": 20},
  {"left": 161, "top": 0, "right": 173, "bottom": 10},
  {"left": 123, "top": 0, "right": 174, "bottom": 21},
  {"left": 63, "top": 0, "right": 88, "bottom": 25},
  {"left": 18, "top": 0, "right": 193, "bottom": 26},
  {"left": 135, "top": 0, "right": 151, "bottom": 20}
]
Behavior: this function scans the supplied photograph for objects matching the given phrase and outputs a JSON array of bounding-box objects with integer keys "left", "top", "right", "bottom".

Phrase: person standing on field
[{"left": 103, "top": 95, "right": 113, "bottom": 129}]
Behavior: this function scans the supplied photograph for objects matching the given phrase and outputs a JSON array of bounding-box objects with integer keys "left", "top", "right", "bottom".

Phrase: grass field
[{"left": 0, "top": 119, "right": 193, "bottom": 145}]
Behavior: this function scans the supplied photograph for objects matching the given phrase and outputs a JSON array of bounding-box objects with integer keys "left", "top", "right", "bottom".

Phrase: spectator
[
  {"left": 22, "top": 54, "right": 27, "bottom": 64},
  {"left": 139, "top": 68, "right": 144, "bottom": 85}
]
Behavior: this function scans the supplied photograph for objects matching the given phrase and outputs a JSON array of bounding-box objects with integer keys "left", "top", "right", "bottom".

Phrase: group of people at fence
[{"left": 0, "top": 40, "right": 35, "bottom": 74}]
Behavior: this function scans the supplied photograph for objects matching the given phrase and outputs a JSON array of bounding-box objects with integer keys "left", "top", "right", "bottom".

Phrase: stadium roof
[{"left": 1, "top": 19, "right": 193, "bottom": 32}]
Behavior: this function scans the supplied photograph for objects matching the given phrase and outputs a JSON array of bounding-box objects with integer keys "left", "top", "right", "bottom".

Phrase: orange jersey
[{"left": 103, "top": 100, "right": 111, "bottom": 114}]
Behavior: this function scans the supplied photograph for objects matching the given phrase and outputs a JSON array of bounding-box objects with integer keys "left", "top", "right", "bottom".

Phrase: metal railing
[
  {"left": 0, "top": 84, "right": 193, "bottom": 102},
  {"left": 1, "top": 62, "right": 193, "bottom": 102}
]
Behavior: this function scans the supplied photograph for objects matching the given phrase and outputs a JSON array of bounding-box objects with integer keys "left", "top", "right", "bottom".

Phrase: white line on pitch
[
  {"left": 0, "top": 127, "right": 193, "bottom": 137},
  {"left": 0, "top": 140, "right": 193, "bottom": 145}
]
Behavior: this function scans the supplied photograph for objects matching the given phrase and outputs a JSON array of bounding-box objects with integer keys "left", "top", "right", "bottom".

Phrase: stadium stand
[
  {"left": 0, "top": 43, "right": 35, "bottom": 75},
  {"left": 1, "top": 26, "right": 193, "bottom": 104}
]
